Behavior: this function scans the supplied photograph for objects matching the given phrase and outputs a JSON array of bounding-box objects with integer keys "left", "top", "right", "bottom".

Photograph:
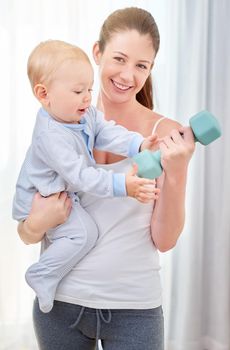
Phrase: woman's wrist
[
  {"left": 164, "top": 167, "right": 188, "bottom": 187},
  {"left": 18, "top": 218, "right": 45, "bottom": 244}
]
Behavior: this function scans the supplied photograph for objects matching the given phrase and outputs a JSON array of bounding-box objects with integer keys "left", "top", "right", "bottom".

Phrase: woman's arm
[
  {"left": 18, "top": 192, "right": 72, "bottom": 244},
  {"left": 151, "top": 126, "right": 195, "bottom": 252}
]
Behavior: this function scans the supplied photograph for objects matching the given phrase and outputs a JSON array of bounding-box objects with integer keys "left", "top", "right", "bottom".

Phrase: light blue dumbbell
[{"left": 133, "top": 110, "right": 222, "bottom": 179}]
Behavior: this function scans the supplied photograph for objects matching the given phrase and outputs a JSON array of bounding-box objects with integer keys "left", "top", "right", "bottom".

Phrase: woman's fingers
[{"left": 58, "top": 191, "right": 68, "bottom": 201}]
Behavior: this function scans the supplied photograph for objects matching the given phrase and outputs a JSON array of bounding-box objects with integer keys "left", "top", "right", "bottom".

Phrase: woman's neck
[
  {"left": 96, "top": 90, "right": 159, "bottom": 138},
  {"left": 96, "top": 91, "right": 140, "bottom": 123}
]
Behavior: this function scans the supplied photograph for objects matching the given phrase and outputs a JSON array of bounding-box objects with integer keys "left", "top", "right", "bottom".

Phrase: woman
[{"left": 18, "top": 7, "right": 195, "bottom": 350}]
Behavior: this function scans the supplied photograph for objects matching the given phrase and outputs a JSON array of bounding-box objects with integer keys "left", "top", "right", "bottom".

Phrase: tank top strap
[{"left": 151, "top": 117, "right": 166, "bottom": 135}]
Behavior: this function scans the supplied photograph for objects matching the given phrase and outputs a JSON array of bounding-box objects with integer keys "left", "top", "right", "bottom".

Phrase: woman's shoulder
[
  {"left": 134, "top": 105, "right": 181, "bottom": 137},
  {"left": 141, "top": 105, "right": 179, "bottom": 125},
  {"left": 151, "top": 110, "right": 182, "bottom": 137}
]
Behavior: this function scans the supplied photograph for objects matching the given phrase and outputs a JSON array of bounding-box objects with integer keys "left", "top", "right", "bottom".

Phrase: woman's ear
[
  {"left": 150, "top": 58, "right": 155, "bottom": 71},
  {"left": 92, "top": 41, "right": 101, "bottom": 65},
  {"left": 33, "top": 84, "right": 49, "bottom": 106}
]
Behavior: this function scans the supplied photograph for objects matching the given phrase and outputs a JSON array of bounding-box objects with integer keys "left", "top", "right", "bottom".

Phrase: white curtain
[
  {"left": 157, "top": 1, "right": 230, "bottom": 350},
  {"left": 0, "top": 1, "right": 229, "bottom": 349}
]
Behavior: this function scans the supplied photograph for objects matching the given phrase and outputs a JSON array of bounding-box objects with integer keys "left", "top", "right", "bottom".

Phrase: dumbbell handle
[{"left": 133, "top": 110, "right": 221, "bottom": 179}]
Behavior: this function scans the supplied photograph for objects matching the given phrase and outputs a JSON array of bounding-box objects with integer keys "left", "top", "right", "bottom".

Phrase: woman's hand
[
  {"left": 140, "top": 134, "right": 159, "bottom": 152},
  {"left": 18, "top": 192, "right": 72, "bottom": 244},
  {"left": 159, "top": 126, "right": 195, "bottom": 181}
]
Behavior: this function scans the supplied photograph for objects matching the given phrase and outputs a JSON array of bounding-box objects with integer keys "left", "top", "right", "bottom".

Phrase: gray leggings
[{"left": 33, "top": 298, "right": 164, "bottom": 350}]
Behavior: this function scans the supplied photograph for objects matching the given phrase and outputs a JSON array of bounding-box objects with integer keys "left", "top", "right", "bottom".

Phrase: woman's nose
[{"left": 119, "top": 65, "right": 134, "bottom": 82}]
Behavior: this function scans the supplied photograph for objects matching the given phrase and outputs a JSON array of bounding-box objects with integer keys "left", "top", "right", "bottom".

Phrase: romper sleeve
[
  {"left": 34, "top": 130, "right": 124, "bottom": 198},
  {"left": 93, "top": 108, "right": 144, "bottom": 157}
]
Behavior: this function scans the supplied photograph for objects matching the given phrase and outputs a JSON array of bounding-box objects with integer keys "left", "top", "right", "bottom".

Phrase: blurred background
[{"left": 0, "top": 0, "right": 229, "bottom": 349}]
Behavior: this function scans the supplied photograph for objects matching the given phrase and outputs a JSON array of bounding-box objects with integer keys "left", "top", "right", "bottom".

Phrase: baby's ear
[{"left": 33, "top": 84, "right": 49, "bottom": 105}]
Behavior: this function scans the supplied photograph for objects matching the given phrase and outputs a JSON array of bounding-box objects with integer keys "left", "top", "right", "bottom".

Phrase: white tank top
[{"left": 55, "top": 117, "right": 165, "bottom": 309}]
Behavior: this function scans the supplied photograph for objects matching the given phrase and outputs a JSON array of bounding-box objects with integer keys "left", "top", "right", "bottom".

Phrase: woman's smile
[{"left": 111, "top": 79, "right": 133, "bottom": 91}]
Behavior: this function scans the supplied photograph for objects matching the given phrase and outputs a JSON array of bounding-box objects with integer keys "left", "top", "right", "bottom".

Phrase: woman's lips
[{"left": 111, "top": 79, "right": 132, "bottom": 91}]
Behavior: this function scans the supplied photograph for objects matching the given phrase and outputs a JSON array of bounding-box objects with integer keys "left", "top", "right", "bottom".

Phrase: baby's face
[{"left": 47, "top": 59, "right": 94, "bottom": 123}]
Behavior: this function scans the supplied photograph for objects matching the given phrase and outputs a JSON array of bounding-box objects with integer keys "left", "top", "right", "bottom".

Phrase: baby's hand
[
  {"left": 137, "top": 182, "right": 160, "bottom": 203},
  {"left": 125, "top": 164, "right": 160, "bottom": 203},
  {"left": 140, "top": 134, "right": 159, "bottom": 152}
]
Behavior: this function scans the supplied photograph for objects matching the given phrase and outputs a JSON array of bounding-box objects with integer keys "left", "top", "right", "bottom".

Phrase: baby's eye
[
  {"left": 74, "top": 91, "right": 82, "bottom": 94},
  {"left": 88, "top": 88, "right": 93, "bottom": 92}
]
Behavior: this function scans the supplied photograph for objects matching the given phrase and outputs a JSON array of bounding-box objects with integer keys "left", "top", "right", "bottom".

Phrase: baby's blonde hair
[{"left": 27, "top": 39, "right": 90, "bottom": 89}]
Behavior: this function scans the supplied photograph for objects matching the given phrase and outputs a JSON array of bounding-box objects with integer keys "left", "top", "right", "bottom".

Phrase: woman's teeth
[{"left": 112, "top": 80, "right": 131, "bottom": 91}]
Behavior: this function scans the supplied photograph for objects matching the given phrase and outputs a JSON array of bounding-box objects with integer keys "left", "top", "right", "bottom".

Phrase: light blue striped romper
[{"left": 12, "top": 106, "right": 144, "bottom": 313}]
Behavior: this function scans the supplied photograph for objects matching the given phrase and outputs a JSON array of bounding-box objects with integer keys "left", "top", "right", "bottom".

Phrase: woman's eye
[
  {"left": 137, "top": 64, "right": 148, "bottom": 70},
  {"left": 114, "top": 56, "right": 125, "bottom": 63}
]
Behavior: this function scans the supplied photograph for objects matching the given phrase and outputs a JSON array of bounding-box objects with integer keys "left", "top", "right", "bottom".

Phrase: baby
[{"left": 12, "top": 40, "right": 160, "bottom": 313}]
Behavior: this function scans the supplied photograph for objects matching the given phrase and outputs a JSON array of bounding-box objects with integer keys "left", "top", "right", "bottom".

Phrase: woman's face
[{"left": 93, "top": 30, "right": 155, "bottom": 105}]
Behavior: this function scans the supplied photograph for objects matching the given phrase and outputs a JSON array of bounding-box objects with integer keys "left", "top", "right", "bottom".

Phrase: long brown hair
[{"left": 98, "top": 7, "right": 160, "bottom": 110}]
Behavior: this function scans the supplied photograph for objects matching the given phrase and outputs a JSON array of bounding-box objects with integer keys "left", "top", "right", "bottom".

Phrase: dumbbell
[{"left": 133, "top": 110, "right": 222, "bottom": 179}]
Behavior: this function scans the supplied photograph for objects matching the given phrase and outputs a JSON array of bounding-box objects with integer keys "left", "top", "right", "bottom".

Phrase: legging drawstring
[
  {"left": 95, "top": 309, "right": 112, "bottom": 349},
  {"left": 69, "top": 306, "right": 85, "bottom": 329},
  {"left": 70, "top": 306, "right": 112, "bottom": 350}
]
